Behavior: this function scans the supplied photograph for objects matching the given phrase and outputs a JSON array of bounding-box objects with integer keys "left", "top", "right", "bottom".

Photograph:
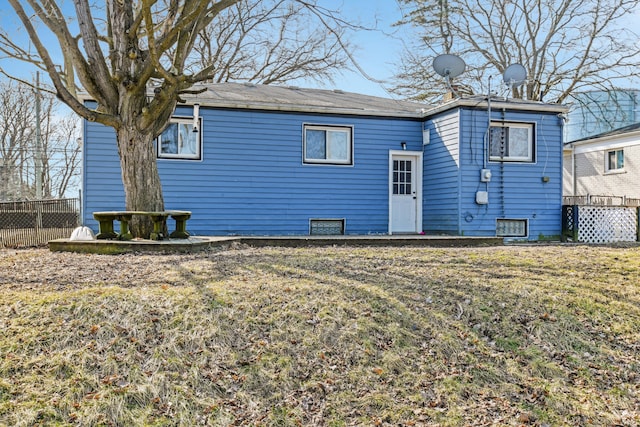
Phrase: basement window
[
  {"left": 496, "top": 218, "right": 528, "bottom": 237},
  {"left": 309, "top": 219, "right": 345, "bottom": 235}
]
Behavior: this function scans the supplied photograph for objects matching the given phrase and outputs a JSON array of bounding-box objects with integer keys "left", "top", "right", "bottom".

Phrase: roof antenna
[{"left": 433, "top": 54, "right": 466, "bottom": 98}]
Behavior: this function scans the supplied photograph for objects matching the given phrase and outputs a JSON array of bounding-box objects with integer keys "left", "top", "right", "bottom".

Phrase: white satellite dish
[
  {"left": 502, "top": 63, "right": 527, "bottom": 88},
  {"left": 433, "top": 54, "right": 466, "bottom": 99},
  {"left": 433, "top": 54, "right": 466, "bottom": 79}
]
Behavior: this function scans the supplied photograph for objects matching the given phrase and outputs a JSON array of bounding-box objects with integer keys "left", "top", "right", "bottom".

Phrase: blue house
[{"left": 82, "top": 83, "right": 567, "bottom": 240}]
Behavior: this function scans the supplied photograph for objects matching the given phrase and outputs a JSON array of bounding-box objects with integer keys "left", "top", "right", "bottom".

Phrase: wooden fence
[
  {"left": 0, "top": 198, "right": 80, "bottom": 248},
  {"left": 563, "top": 195, "right": 640, "bottom": 207}
]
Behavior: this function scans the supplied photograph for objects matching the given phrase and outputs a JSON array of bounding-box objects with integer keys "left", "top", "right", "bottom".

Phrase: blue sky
[
  {"left": 0, "top": 0, "right": 408, "bottom": 99},
  {"left": 1, "top": 1, "right": 638, "bottom": 99},
  {"left": 308, "top": 0, "right": 409, "bottom": 98}
]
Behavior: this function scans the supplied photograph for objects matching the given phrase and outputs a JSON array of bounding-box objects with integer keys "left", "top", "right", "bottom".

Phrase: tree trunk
[{"left": 116, "top": 126, "right": 164, "bottom": 238}]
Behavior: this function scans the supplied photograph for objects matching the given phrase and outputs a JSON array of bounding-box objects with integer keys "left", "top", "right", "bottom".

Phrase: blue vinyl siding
[
  {"left": 82, "top": 100, "right": 564, "bottom": 240},
  {"left": 82, "top": 120, "right": 125, "bottom": 217},
  {"left": 423, "top": 107, "right": 564, "bottom": 240},
  {"left": 423, "top": 110, "right": 462, "bottom": 234},
  {"left": 83, "top": 106, "right": 423, "bottom": 235}
]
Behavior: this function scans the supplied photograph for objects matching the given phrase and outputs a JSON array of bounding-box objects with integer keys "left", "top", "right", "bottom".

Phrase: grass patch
[{"left": 1, "top": 245, "right": 639, "bottom": 425}]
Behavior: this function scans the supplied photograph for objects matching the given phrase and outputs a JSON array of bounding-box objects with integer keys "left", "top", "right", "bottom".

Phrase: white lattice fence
[{"left": 577, "top": 206, "right": 637, "bottom": 243}]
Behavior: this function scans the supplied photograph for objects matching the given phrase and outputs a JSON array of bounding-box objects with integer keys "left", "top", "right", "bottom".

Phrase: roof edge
[
  {"left": 187, "top": 98, "right": 426, "bottom": 118},
  {"left": 421, "top": 95, "right": 569, "bottom": 117},
  {"left": 78, "top": 85, "right": 568, "bottom": 119}
]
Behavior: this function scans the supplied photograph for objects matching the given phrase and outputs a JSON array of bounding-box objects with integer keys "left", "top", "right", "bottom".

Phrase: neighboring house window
[
  {"left": 489, "top": 122, "right": 534, "bottom": 162},
  {"left": 303, "top": 124, "right": 353, "bottom": 165},
  {"left": 606, "top": 149, "right": 624, "bottom": 172},
  {"left": 157, "top": 118, "right": 202, "bottom": 160}
]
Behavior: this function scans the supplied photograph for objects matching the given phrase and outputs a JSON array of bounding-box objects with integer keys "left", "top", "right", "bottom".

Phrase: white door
[{"left": 390, "top": 152, "right": 422, "bottom": 234}]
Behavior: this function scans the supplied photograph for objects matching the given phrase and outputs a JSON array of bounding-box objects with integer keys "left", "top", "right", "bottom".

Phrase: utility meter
[{"left": 480, "top": 169, "right": 492, "bottom": 183}]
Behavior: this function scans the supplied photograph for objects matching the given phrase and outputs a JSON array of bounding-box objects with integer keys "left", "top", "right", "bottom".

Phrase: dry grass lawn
[{"left": 0, "top": 244, "right": 639, "bottom": 426}]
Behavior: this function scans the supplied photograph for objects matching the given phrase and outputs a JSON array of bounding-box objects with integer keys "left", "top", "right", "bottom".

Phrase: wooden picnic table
[{"left": 92, "top": 210, "right": 191, "bottom": 240}]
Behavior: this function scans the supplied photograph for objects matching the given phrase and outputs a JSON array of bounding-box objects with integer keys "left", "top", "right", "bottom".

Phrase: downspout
[
  {"left": 458, "top": 109, "right": 463, "bottom": 235},
  {"left": 559, "top": 113, "right": 574, "bottom": 196},
  {"left": 571, "top": 147, "right": 578, "bottom": 196},
  {"left": 486, "top": 77, "right": 491, "bottom": 171},
  {"left": 500, "top": 108, "right": 506, "bottom": 218},
  {"left": 572, "top": 145, "right": 577, "bottom": 196}
]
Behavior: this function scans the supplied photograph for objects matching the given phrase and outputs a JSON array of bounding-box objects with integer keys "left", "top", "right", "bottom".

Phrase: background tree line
[
  {"left": 0, "top": 81, "right": 80, "bottom": 201},
  {"left": 393, "top": 0, "right": 640, "bottom": 103}
]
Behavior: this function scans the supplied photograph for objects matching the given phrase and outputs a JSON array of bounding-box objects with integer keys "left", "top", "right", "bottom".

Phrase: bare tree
[
  {"left": 0, "top": 81, "right": 81, "bottom": 200},
  {"left": 394, "top": 0, "right": 640, "bottom": 103},
  {"left": 40, "top": 110, "right": 82, "bottom": 199},
  {"left": 194, "top": 0, "right": 350, "bottom": 84},
  {"left": 0, "top": 82, "right": 35, "bottom": 200},
  {"left": 1, "top": 0, "right": 352, "bottom": 237}
]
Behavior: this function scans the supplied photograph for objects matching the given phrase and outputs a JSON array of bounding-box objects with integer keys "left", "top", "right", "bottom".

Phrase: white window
[
  {"left": 303, "top": 124, "right": 353, "bottom": 165},
  {"left": 606, "top": 149, "right": 624, "bottom": 172},
  {"left": 157, "top": 118, "right": 202, "bottom": 160},
  {"left": 489, "top": 122, "right": 534, "bottom": 162}
]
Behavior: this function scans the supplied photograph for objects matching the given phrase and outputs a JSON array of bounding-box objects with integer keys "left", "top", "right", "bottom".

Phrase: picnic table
[{"left": 92, "top": 210, "right": 191, "bottom": 241}]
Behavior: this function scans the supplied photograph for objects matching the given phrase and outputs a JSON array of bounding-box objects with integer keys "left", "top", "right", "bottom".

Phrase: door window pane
[{"left": 393, "top": 160, "right": 413, "bottom": 195}]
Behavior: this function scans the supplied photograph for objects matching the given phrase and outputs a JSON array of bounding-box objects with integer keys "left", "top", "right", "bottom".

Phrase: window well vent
[
  {"left": 309, "top": 219, "right": 345, "bottom": 235},
  {"left": 496, "top": 219, "right": 528, "bottom": 237}
]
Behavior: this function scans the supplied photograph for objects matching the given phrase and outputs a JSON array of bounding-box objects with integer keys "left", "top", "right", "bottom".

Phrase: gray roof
[
  {"left": 182, "top": 82, "right": 428, "bottom": 118},
  {"left": 81, "top": 82, "right": 567, "bottom": 118},
  {"left": 569, "top": 121, "right": 640, "bottom": 144}
]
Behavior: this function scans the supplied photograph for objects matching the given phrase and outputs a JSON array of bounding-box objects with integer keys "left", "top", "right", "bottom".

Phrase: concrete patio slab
[{"left": 49, "top": 235, "right": 503, "bottom": 254}]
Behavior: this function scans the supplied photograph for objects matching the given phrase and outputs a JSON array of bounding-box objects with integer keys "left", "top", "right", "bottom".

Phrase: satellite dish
[
  {"left": 433, "top": 54, "right": 466, "bottom": 78},
  {"left": 503, "top": 64, "right": 527, "bottom": 88}
]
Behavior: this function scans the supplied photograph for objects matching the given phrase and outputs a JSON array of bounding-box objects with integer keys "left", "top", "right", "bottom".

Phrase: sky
[
  {"left": 0, "top": 0, "right": 409, "bottom": 99},
  {"left": 3, "top": 0, "right": 637, "bottom": 101},
  {"left": 303, "top": 0, "right": 410, "bottom": 98}
]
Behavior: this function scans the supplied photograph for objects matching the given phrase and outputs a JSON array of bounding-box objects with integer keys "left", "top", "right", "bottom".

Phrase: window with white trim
[
  {"left": 157, "top": 118, "right": 202, "bottom": 160},
  {"left": 606, "top": 149, "right": 624, "bottom": 172},
  {"left": 303, "top": 124, "right": 353, "bottom": 165},
  {"left": 489, "top": 122, "right": 534, "bottom": 162}
]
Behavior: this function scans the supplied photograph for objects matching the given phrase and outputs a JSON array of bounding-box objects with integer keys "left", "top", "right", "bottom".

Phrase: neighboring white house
[{"left": 563, "top": 122, "right": 640, "bottom": 199}]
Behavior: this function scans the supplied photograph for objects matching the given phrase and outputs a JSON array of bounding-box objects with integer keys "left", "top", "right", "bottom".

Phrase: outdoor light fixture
[
  {"left": 401, "top": 141, "right": 407, "bottom": 150},
  {"left": 192, "top": 103, "right": 200, "bottom": 133}
]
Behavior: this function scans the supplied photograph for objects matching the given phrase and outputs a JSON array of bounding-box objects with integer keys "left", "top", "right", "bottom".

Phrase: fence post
[
  {"left": 35, "top": 201, "right": 43, "bottom": 240},
  {"left": 572, "top": 205, "right": 579, "bottom": 242},
  {"left": 637, "top": 207, "right": 640, "bottom": 242}
]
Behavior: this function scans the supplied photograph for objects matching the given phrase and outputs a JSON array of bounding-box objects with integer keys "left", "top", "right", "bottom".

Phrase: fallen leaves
[{"left": 0, "top": 246, "right": 639, "bottom": 426}]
